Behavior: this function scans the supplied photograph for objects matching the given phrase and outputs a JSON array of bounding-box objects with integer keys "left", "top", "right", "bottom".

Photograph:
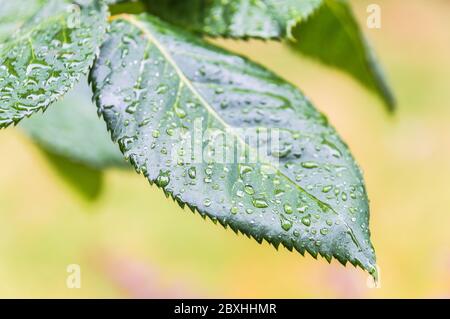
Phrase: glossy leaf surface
[{"left": 91, "top": 13, "right": 377, "bottom": 277}]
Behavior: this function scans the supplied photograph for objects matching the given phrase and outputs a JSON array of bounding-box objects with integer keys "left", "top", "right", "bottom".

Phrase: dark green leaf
[
  {"left": 143, "top": 0, "right": 394, "bottom": 110},
  {"left": 0, "top": 0, "right": 108, "bottom": 129},
  {"left": 144, "top": 0, "right": 321, "bottom": 39},
  {"left": 20, "top": 77, "right": 127, "bottom": 169},
  {"left": 40, "top": 149, "right": 105, "bottom": 201},
  {"left": 91, "top": 13, "right": 377, "bottom": 277},
  {"left": 291, "top": 0, "right": 395, "bottom": 110}
]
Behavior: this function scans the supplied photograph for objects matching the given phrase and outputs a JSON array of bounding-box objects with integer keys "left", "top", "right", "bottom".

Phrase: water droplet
[
  {"left": 244, "top": 185, "right": 255, "bottom": 195},
  {"left": 283, "top": 204, "right": 293, "bottom": 214},
  {"left": 152, "top": 130, "right": 160, "bottom": 138},
  {"left": 280, "top": 216, "right": 293, "bottom": 231},
  {"left": 320, "top": 228, "right": 329, "bottom": 235},
  {"left": 155, "top": 172, "right": 170, "bottom": 187},
  {"left": 301, "top": 216, "right": 311, "bottom": 227},
  {"left": 204, "top": 198, "right": 212, "bottom": 207},
  {"left": 188, "top": 167, "right": 196, "bottom": 179},
  {"left": 230, "top": 206, "right": 238, "bottom": 214},
  {"left": 252, "top": 198, "right": 269, "bottom": 209},
  {"left": 301, "top": 162, "right": 319, "bottom": 169},
  {"left": 322, "top": 185, "right": 333, "bottom": 193},
  {"left": 239, "top": 165, "right": 253, "bottom": 177},
  {"left": 297, "top": 205, "right": 307, "bottom": 214},
  {"left": 175, "top": 107, "right": 186, "bottom": 118}
]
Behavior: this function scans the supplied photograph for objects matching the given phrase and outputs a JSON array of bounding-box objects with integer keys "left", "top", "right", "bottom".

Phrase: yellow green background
[{"left": 1, "top": 0, "right": 449, "bottom": 298}]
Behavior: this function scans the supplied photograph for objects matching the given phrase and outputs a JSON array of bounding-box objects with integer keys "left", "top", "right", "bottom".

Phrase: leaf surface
[
  {"left": 144, "top": 0, "right": 321, "bottom": 39},
  {"left": 91, "top": 13, "right": 377, "bottom": 277},
  {"left": 0, "top": 0, "right": 108, "bottom": 129}
]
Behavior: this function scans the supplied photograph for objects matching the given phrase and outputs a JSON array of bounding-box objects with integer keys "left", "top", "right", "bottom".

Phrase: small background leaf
[
  {"left": 39, "top": 149, "right": 104, "bottom": 200},
  {"left": 20, "top": 77, "right": 128, "bottom": 199},
  {"left": 20, "top": 77, "right": 127, "bottom": 169},
  {"left": 291, "top": 0, "right": 395, "bottom": 110}
]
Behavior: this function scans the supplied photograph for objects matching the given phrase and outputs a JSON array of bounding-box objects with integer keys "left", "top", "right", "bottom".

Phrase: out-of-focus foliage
[{"left": 143, "top": 0, "right": 394, "bottom": 109}]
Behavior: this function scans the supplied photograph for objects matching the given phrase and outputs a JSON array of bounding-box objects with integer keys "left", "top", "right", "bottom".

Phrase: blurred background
[{"left": 0, "top": 0, "right": 449, "bottom": 298}]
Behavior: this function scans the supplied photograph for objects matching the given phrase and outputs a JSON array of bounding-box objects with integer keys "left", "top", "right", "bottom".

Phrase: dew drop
[
  {"left": 244, "top": 185, "right": 255, "bottom": 195},
  {"left": 283, "top": 203, "right": 293, "bottom": 214},
  {"left": 204, "top": 198, "right": 212, "bottom": 207},
  {"left": 301, "top": 161, "right": 319, "bottom": 169},
  {"left": 280, "top": 216, "right": 293, "bottom": 231},
  {"left": 155, "top": 172, "right": 170, "bottom": 187},
  {"left": 301, "top": 216, "right": 311, "bottom": 227},
  {"left": 252, "top": 198, "right": 269, "bottom": 209}
]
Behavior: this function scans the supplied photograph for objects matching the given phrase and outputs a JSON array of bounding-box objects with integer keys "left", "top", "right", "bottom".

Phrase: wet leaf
[
  {"left": 144, "top": 0, "right": 395, "bottom": 110},
  {"left": 91, "top": 13, "right": 377, "bottom": 277},
  {"left": 0, "top": 0, "right": 108, "bottom": 129},
  {"left": 144, "top": 0, "right": 321, "bottom": 39}
]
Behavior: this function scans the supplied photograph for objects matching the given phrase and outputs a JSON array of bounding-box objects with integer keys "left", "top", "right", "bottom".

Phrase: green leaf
[
  {"left": 143, "top": 0, "right": 394, "bottom": 110},
  {"left": 291, "top": 0, "right": 395, "bottom": 110},
  {"left": 144, "top": 0, "right": 321, "bottom": 39},
  {"left": 0, "top": 0, "right": 48, "bottom": 43},
  {"left": 0, "top": 0, "right": 108, "bottom": 129},
  {"left": 39, "top": 149, "right": 105, "bottom": 201},
  {"left": 20, "top": 76, "right": 127, "bottom": 169},
  {"left": 91, "top": 13, "right": 377, "bottom": 277}
]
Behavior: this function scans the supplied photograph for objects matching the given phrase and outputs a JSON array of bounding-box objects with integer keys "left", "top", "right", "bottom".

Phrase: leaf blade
[
  {"left": 0, "top": 0, "right": 108, "bottom": 129},
  {"left": 291, "top": 0, "right": 395, "bottom": 110},
  {"left": 91, "top": 13, "right": 377, "bottom": 277},
  {"left": 144, "top": 0, "right": 322, "bottom": 39}
]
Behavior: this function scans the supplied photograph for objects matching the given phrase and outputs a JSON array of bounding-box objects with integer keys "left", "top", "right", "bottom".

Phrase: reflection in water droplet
[
  {"left": 156, "top": 172, "right": 170, "bottom": 187},
  {"left": 204, "top": 198, "right": 212, "bottom": 207},
  {"left": 301, "top": 162, "right": 319, "bottom": 169},
  {"left": 301, "top": 216, "right": 311, "bottom": 227},
  {"left": 252, "top": 198, "right": 269, "bottom": 208},
  {"left": 188, "top": 167, "right": 196, "bottom": 179},
  {"left": 280, "top": 216, "right": 293, "bottom": 231}
]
